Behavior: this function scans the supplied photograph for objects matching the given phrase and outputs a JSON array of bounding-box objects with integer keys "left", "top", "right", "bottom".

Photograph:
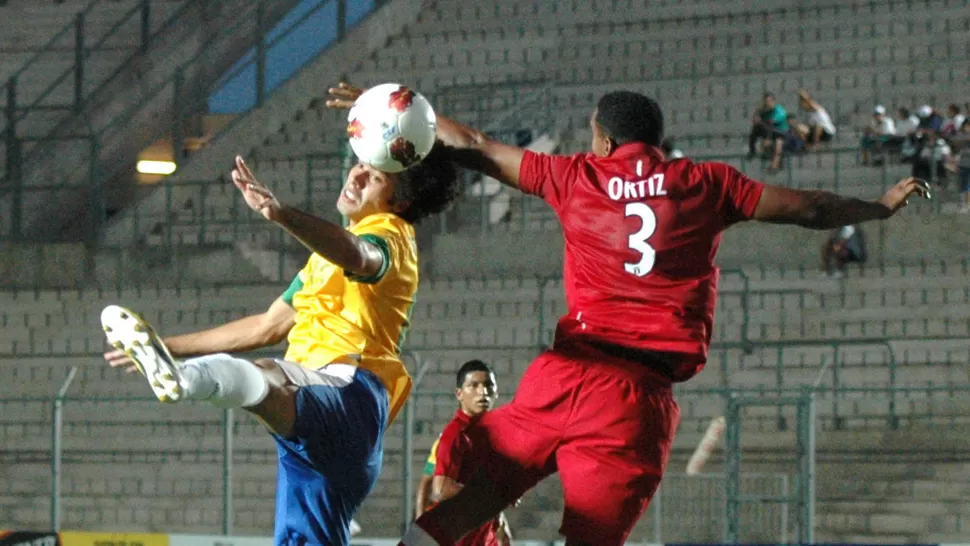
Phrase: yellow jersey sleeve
[{"left": 424, "top": 435, "right": 441, "bottom": 476}]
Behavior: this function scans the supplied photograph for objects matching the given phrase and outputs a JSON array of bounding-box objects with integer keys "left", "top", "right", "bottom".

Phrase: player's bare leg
[
  {"left": 401, "top": 468, "right": 509, "bottom": 545},
  {"left": 102, "top": 305, "right": 298, "bottom": 437}
]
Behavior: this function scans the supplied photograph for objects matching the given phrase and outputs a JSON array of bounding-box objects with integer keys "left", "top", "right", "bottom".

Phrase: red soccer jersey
[
  {"left": 518, "top": 142, "right": 764, "bottom": 382},
  {"left": 434, "top": 410, "right": 501, "bottom": 546}
]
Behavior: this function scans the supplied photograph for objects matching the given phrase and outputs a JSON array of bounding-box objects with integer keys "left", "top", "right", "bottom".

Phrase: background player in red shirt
[
  {"left": 430, "top": 360, "right": 511, "bottom": 546},
  {"left": 328, "top": 83, "right": 930, "bottom": 546}
]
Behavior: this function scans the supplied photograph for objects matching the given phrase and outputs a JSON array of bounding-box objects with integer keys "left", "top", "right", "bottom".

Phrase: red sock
[{"left": 399, "top": 512, "right": 453, "bottom": 546}]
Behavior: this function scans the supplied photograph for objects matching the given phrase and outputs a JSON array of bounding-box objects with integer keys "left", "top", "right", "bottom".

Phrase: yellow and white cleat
[{"left": 101, "top": 305, "right": 185, "bottom": 403}]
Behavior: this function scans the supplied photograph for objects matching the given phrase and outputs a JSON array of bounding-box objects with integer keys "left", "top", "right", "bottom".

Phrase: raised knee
[
  {"left": 251, "top": 358, "right": 293, "bottom": 390},
  {"left": 253, "top": 358, "right": 278, "bottom": 371}
]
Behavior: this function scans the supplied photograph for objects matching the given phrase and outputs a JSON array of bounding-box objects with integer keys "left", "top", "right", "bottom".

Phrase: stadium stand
[
  {"left": 3, "top": 0, "right": 970, "bottom": 542},
  {"left": 5, "top": 262, "right": 970, "bottom": 540}
]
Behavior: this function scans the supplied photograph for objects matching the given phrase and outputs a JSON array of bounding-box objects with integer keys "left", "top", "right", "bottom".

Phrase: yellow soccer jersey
[{"left": 281, "top": 212, "right": 417, "bottom": 422}]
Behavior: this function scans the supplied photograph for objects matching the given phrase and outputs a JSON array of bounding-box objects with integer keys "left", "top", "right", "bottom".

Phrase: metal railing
[
  {"left": 0, "top": 0, "right": 383, "bottom": 243},
  {"left": 11, "top": 381, "right": 967, "bottom": 538},
  {"left": 16, "top": 142, "right": 941, "bottom": 290}
]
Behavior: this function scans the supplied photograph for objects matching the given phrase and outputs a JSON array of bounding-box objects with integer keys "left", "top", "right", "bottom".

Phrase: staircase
[
  {"left": 88, "top": 0, "right": 430, "bottom": 283},
  {"left": 8, "top": 0, "right": 304, "bottom": 241}
]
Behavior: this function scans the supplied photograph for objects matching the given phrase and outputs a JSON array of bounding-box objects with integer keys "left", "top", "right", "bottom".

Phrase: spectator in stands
[
  {"left": 861, "top": 105, "right": 896, "bottom": 166},
  {"left": 948, "top": 120, "right": 970, "bottom": 212},
  {"left": 917, "top": 105, "right": 944, "bottom": 134},
  {"left": 941, "top": 104, "right": 966, "bottom": 137},
  {"left": 783, "top": 114, "right": 806, "bottom": 154},
  {"left": 895, "top": 107, "right": 921, "bottom": 162},
  {"left": 912, "top": 132, "right": 952, "bottom": 187},
  {"left": 895, "top": 107, "right": 920, "bottom": 136},
  {"left": 797, "top": 89, "right": 837, "bottom": 150},
  {"left": 822, "top": 225, "right": 867, "bottom": 279},
  {"left": 747, "top": 92, "right": 787, "bottom": 173}
]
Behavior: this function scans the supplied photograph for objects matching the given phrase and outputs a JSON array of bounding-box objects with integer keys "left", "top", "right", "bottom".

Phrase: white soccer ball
[{"left": 346, "top": 83, "right": 437, "bottom": 173}]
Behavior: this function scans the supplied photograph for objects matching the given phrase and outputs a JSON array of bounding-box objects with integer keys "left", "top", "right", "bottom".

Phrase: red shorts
[
  {"left": 428, "top": 501, "right": 499, "bottom": 546},
  {"left": 454, "top": 521, "right": 498, "bottom": 546},
  {"left": 470, "top": 341, "right": 680, "bottom": 546}
]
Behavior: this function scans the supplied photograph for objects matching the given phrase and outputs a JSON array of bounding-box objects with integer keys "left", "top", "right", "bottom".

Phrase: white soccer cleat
[{"left": 101, "top": 305, "right": 185, "bottom": 403}]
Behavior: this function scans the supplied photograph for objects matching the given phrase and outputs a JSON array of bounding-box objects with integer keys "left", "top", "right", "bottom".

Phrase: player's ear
[{"left": 604, "top": 136, "right": 617, "bottom": 156}]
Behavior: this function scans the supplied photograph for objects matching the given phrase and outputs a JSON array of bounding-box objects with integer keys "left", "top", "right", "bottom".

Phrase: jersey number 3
[{"left": 624, "top": 202, "right": 656, "bottom": 277}]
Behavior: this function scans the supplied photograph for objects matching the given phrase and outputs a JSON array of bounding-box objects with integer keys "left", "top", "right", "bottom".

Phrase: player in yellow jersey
[{"left": 102, "top": 151, "right": 460, "bottom": 546}]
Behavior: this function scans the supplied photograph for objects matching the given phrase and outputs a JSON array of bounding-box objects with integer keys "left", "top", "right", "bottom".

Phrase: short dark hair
[
  {"left": 456, "top": 359, "right": 492, "bottom": 388},
  {"left": 393, "top": 142, "right": 462, "bottom": 225},
  {"left": 595, "top": 91, "right": 664, "bottom": 147},
  {"left": 898, "top": 107, "right": 911, "bottom": 117}
]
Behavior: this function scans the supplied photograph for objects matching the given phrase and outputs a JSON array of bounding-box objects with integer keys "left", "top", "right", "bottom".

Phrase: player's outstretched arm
[
  {"left": 327, "top": 82, "right": 527, "bottom": 188},
  {"left": 104, "top": 297, "right": 295, "bottom": 372},
  {"left": 231, "top": 155, "right": 386, "bottom": 278},
  {"left": 753, "top": 177, "right": 930, "bottom": 229}
]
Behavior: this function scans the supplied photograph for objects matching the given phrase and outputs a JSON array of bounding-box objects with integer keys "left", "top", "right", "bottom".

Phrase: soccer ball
[{"left": 346, "top": 83, "right": 437, "bottom": 173}]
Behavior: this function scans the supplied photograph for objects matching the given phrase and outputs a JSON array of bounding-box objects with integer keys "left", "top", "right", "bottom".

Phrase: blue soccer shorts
[{"left": 270, "top": 360, "right": 389, "bottom": 546}]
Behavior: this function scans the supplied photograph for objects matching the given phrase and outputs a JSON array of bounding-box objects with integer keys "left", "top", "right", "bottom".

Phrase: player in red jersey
[
  {"left": 328, "top": 83, "right": 930, "bottom": 546},
  {"left": 431, "top": 360, "right": 511, "bottom": 546}
]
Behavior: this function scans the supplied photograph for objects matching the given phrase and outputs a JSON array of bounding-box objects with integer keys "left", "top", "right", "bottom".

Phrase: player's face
[
  {"left": 337, "top": 163, "right": 398, "bottom": 224},
  {"left": 456, "top": 371, "right": 497, "bottom": 416},
  {"left": 589, "top": 110, "right": 611, "bottom": 157},
  {"left": 763, "top": 95, "right": 775, "bottom": 109}
]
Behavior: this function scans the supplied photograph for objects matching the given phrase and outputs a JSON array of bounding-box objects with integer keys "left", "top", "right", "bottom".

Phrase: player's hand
[
  {"left": 232, "top": 155, "right": 282, "bottom": 221},
  {"left": 104, "top": 349, "right": 141, "bottom": 374},
  {"left": 877, "top": 177, "right": 931, "bottom": 215},
  {"left": 325, "top": 82, "right": 364, "bottom": 110}
]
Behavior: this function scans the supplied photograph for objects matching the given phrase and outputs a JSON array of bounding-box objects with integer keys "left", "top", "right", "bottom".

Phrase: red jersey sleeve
[
  {"left": 432, "top": 422, "right": 465, "bottom": 479},
  {"left": 517, "top": 150, "right": 584, "bottom": 210},
  {"left": 698, "top": 162, "right": 765, "bottom": 226}
]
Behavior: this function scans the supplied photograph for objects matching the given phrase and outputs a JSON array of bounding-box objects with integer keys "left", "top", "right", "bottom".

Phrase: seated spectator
[
  {"left": 895, "top": 107, "right": 921, "bottom": 161},
  {"left": 912, "top": 132, "right": 952, "bottom": 187},
  {"left": 747, "top": 92, "right": 787, "bottom": 173},
  {"left": 661, "top": 138, "right": 685, "bottom": 159},
  {"left": 797, "top": 89, "right": 837, "bottom": 150},
  {"left": 917, "top": 105, "right": 944, "bottom": 134},
  {"left": 784, "top": 114, "right": 806, "bottom": 154},
  {"left": 822, "top": 225, "right": 866, "bottom": 279},
  {"left": 948, "top": 120, "right": 970, "bottom": 212},
  {"left": 895, "top": 107, "right": 921, "bottom": 135},
  {"left": 941, "top": 103, "right": 966, "bottom": 137},
  {"left": 861, "top": 105, "right": 896, "bottom": 166}
]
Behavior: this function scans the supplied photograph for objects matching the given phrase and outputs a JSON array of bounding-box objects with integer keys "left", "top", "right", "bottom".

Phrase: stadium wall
[{"left": 430, "top": 212, "right": 970, "bottom": 276}]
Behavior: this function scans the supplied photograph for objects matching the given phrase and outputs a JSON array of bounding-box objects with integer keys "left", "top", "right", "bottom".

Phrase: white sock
[
  {"left": 400, "top": 526, "right": 440, "bottom": 546},
  {"left": 178, "top": 353, "right": 270, "bottom": 409}
]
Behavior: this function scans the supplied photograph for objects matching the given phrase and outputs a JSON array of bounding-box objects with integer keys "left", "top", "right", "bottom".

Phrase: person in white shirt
[
  {"left": 894, "top": 107, "right": 920, "bottom": 135},
  {"left": 941, "top": 103, "right": 966, "bottom": 137},
  {"left": 797, "top": 89, "right": 837, "bottom": 150},
  {"left": 894, "top": 107, "right": 922, "bottom": 161},
  {"left": 861, "top": 105, "right": 896, "bottom": 165},
  {"left": 822, "top": 224, "right": 866, "bottom": 279},
  {"left": 913, "top": 133, "right": 952, "bottom": 186},
  {"left": 951, "top": 120, "right": 970, "bottom": 212}
]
